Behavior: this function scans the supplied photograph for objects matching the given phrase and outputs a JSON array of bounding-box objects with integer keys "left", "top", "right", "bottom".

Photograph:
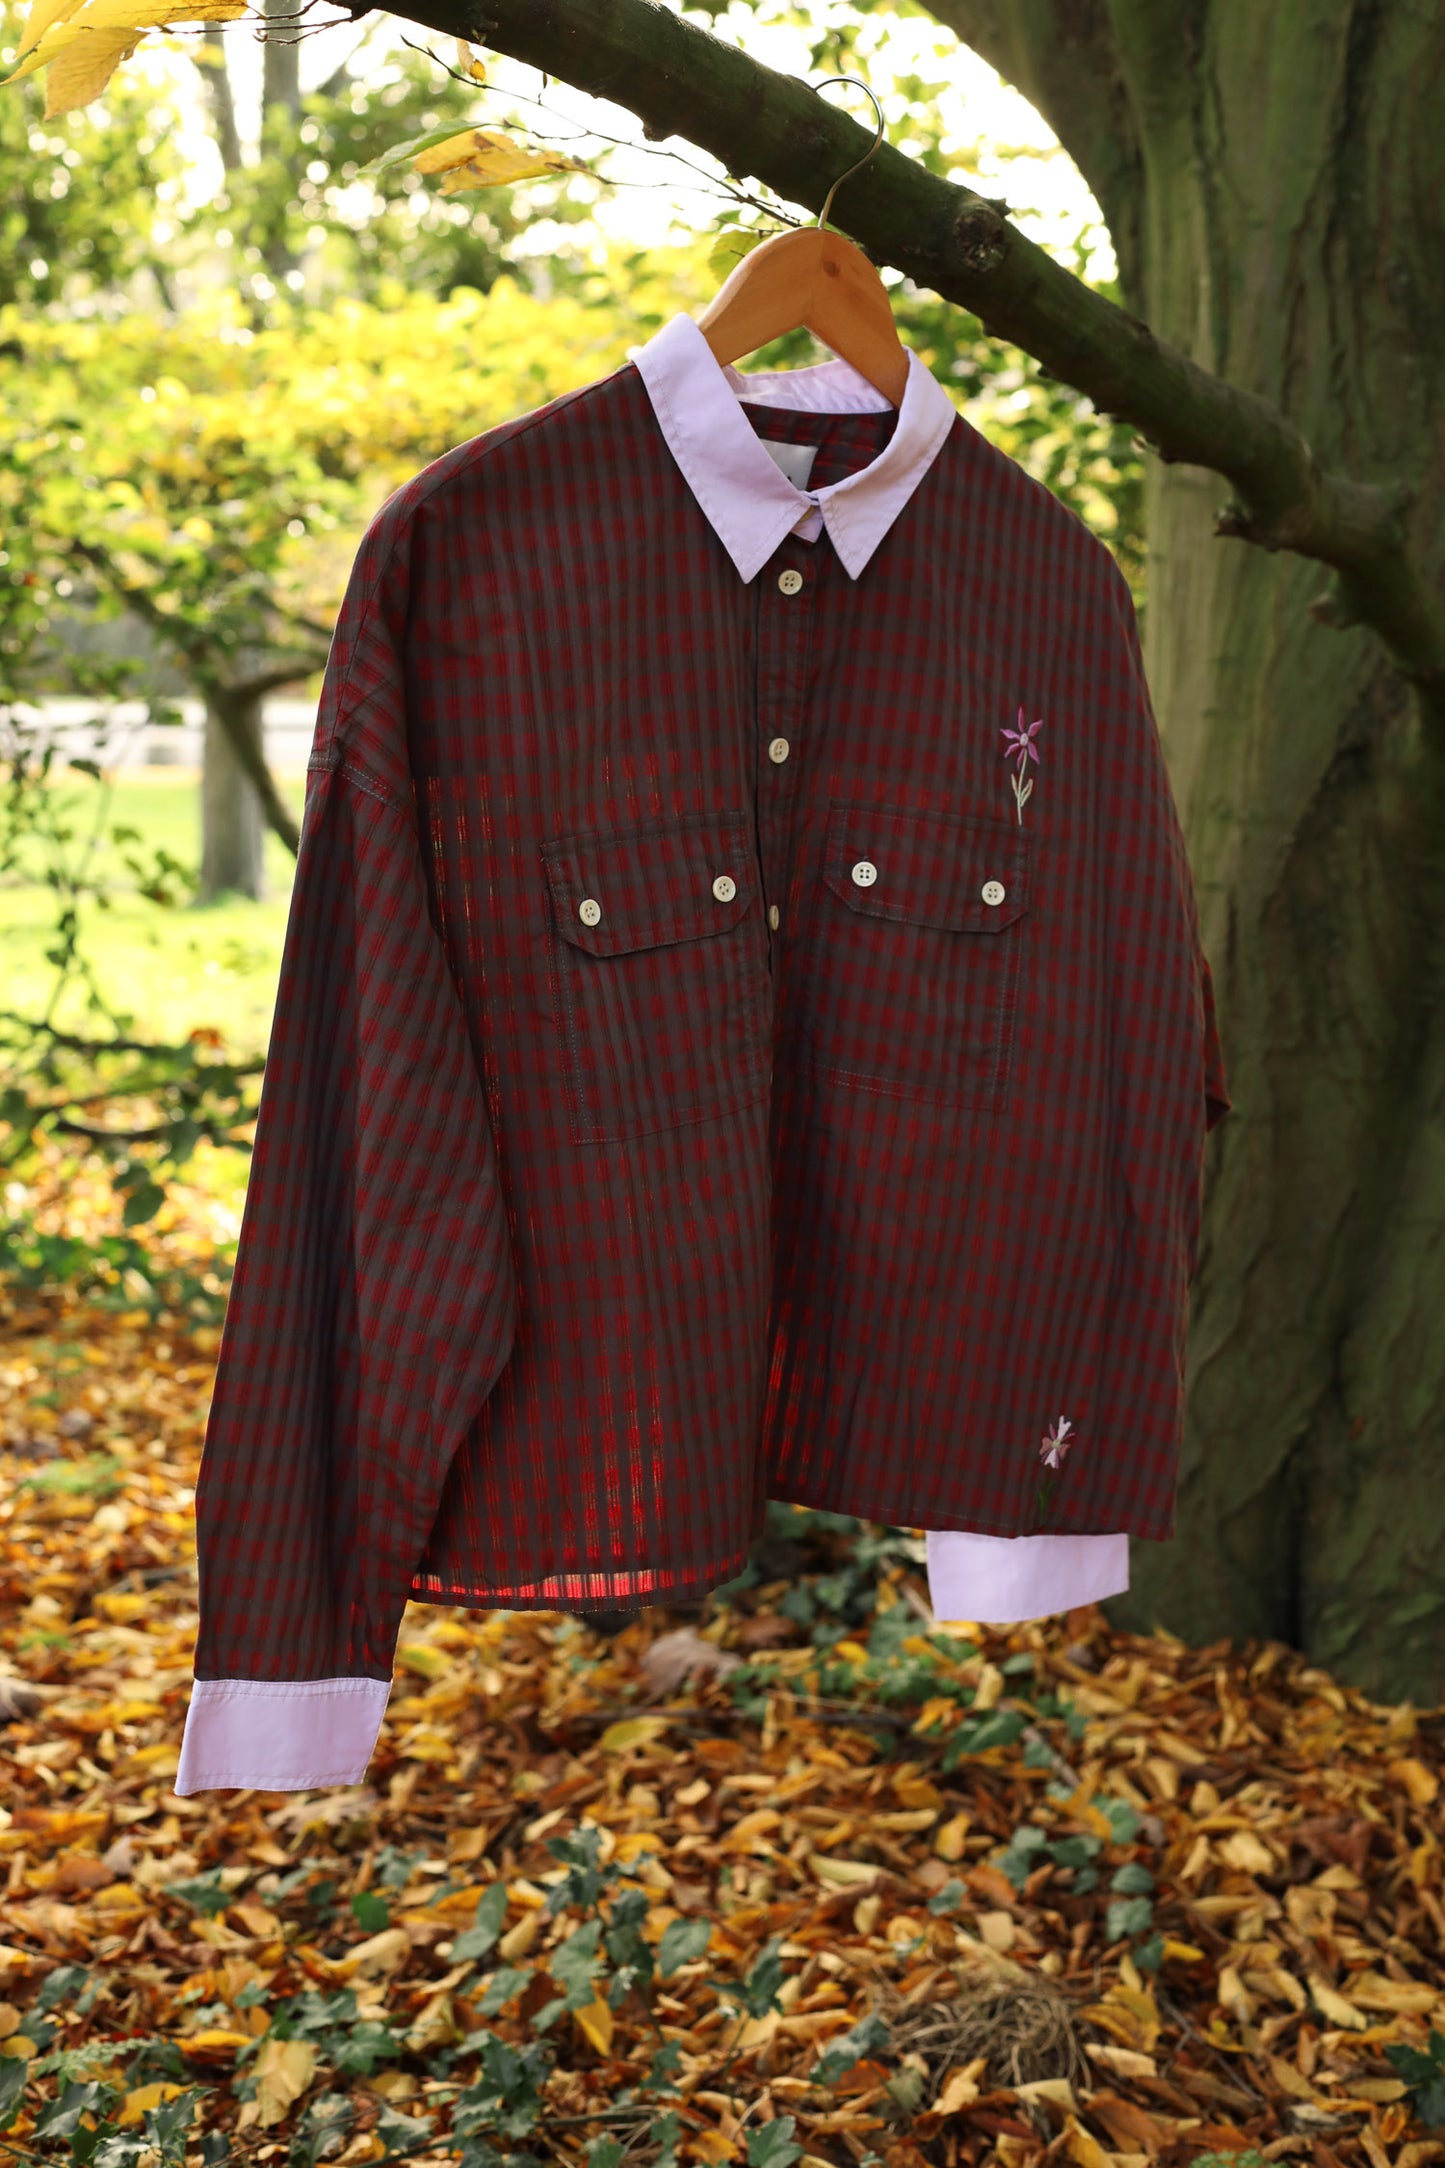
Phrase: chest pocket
[
  {"left": 542, "top": 808, "right": 771, "bottom": 1147},
  {"left": 796, "top": 799, "right": 1032, "bottom": 1112}
]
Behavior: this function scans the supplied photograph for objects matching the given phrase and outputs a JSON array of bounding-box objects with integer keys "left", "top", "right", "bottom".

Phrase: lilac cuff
[
  {"left": 175, "top": 1676, "right": 392, "bottom": 1794},
  {"left": 925, "top": 1531, "right": 1129, "bottom": 1624}
]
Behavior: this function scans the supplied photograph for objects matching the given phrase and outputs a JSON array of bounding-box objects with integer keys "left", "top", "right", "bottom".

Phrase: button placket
[{"left": 758, "top": 555, "right": 814, "bottom": 953}]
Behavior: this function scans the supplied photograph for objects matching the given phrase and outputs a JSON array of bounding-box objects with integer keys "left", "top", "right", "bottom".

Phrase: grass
[
  {"left": 2, "top": 767, "right": 306, "bottom": 1216},
  {"left": 1, "top": 766, "right": 304, "bottom": 1064}
]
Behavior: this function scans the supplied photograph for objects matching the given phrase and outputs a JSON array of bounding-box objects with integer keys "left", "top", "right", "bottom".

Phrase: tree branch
[
  {"left": 379, "top": 0, "right": 1445, "bottom": 737},
  {"left": 66, "top": 543, "right": 312, "bottom": 857},
  {"left": 921, "top": 0, "right": 1147, "bottom": 305}
]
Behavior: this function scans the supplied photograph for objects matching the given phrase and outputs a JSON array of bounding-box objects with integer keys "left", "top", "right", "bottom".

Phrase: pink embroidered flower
[
  {"left": 1000, "top": 705, "right": 1044, "bottom": 826},
  {"left": 1039, "top": 1415, "right": 1074, "bottom": 1471}
]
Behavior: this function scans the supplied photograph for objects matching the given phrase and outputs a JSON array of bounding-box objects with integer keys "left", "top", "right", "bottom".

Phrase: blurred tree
[{"left": 0, "top": 0, "right": 187, "bottom": 309}]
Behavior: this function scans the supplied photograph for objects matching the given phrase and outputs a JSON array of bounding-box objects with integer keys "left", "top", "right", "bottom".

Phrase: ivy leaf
[
  {"left": 350, "top": 1890, "right": 389, "bottom": 1931},
  {"left": 550, "top": 1918, "right": 605, "bottom": 2009},
  {"left": 475, "top": 1965, "right": 533, "bottom": 2016},
  {"left": 0, "top": 2058, "right": 28, "bottom": 2132},
  {"left": 375, "top": 2100, "right": 435, "bottom": 2160},
  {"left": 747, "top": 2117, "right": 805, "bottom": 2168},
  {"left": 1105, "top": 1896, "right": 1155, "bottom": 1943},
  {"left": 452, "top": 1880, "right": 509, "bottom": 1963},
  {"left": 657, "top": 1918, "right": 712, "bottom": 1978},
  {"left": 810, "top": 2009, "right": 890, "bottom": 2087},
  {"left": 163, "top": 1870, "right": 233, "bottom": 1918}
]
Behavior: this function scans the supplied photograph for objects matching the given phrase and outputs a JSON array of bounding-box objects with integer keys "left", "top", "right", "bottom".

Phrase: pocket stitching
[{"left": 543, "top": 810, "right": 769, "bottom": 1146}]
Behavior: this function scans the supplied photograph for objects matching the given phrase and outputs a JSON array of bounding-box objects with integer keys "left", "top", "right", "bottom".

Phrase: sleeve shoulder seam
[{"left": 307, "top": 748, "right": 409, "bottom": 815}]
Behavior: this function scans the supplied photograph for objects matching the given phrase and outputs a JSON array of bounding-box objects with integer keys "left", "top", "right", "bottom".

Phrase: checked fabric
[{"left": 175, "top": 311, "right": 1230, "bottom": 1793}]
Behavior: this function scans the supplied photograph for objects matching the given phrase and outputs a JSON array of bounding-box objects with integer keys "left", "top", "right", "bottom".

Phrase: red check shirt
[{"left": 176, "top": 313, "right": 1230, "bottom": 1793}]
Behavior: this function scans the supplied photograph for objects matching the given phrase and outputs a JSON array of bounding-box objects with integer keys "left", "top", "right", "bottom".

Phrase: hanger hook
[{"left": 811, "top": 73, "right": 885, "bottom": 233}]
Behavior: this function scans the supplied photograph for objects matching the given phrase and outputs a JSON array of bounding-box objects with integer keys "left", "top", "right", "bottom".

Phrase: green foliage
[
  {"left": 209, "top": 34, "right": 603, "bottom": 313},
  {"left": 810, "top": 2008, "right": 891, "bottom": 2085},
  {"left": 0, "top": 0, "right": 187, "bottom": 311},
  {"left": 748, "top": 2119, "right": 805, "bottom": 2168},
  {"left": 1386, "top": 2029, "right": 1445, "bottom": 2126},
  {"left": 705, "top": 1932, "right": 789, "bottom": 2022}
]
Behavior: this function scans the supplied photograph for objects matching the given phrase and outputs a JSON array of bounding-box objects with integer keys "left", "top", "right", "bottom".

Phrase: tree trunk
[
  {"left": 197, "top": 691, "right": 268, "bottom": 904},
  {"left": 933, "top": 1, "right": 1445, "bottom": 1702}
]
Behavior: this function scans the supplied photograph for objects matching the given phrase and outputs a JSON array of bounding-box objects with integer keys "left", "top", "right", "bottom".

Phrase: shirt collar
[{"left": 626, "top": 309, "right": 958, "bottom": 584}]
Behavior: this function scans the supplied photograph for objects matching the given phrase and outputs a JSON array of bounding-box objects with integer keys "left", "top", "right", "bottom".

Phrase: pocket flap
[
  {"left": 543, "top": 808, "right": 758, "bottom": 959},
  {"left": 822, "top": 800, "right": 1031, "bottom": 933}
]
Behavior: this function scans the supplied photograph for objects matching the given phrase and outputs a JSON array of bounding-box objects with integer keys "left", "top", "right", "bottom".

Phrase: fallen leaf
[
  {"left": 598, "top": 1715, "right": 671, "bottom": 1752},
  {"left": 117, "top": 2080, "right": 189, "bottom": 2126},
  {"left": 253, "top": 2035, "right": 316, "bottom": 2127},
  {"left": 641, "top": 1627, "right": 742, "bottom": 1695},
  {"left": 572, "top": 1995, "right": 614, "bottom": 2055},
  {"left": 1307, "top": 1976, "right": 1369, "bottom": 2029}
]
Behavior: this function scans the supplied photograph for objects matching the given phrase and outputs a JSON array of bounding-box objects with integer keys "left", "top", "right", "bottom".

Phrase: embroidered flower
[
  {"left": 1032, "top": 1414, "right": 1075, "bottom": 1532},
  {"left": 1000, "top": 705, "right": 1044, "bottom": 826},
  {"left": 1039, "top": 1415, "right": 1074, "bottom": 1471}
]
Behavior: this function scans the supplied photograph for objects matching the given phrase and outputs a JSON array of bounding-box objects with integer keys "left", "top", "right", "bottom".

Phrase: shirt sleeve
[
  {"left": 923, "top": 1531, "right": 1129, "bottom": 1624},
  {"left": 176, "top": 492, "right": 520, "bottom": 1795}
]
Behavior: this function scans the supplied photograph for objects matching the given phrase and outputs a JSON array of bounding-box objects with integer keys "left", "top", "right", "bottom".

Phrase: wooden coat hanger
[{"left": 696, "top": 74, "right": 910, "bottom": 411}]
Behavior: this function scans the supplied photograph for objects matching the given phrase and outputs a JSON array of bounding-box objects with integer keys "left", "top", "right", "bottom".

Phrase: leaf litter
[{"left": 1, "top": 1161, "right": 1443, "bottom": 2168}]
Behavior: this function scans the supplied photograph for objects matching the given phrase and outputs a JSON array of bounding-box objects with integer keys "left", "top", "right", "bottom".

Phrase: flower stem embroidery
[
  {"left": 1032, "top": 1414, "right": 1075, "bottom": 1531},
  {"left": 1000, "top": 705, "right": 1044, "bottom": 826}
]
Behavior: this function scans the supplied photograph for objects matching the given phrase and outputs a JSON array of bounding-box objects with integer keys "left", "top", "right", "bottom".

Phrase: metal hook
[{"left": 811, "top": 74, "right": 885, "bottom": 232}]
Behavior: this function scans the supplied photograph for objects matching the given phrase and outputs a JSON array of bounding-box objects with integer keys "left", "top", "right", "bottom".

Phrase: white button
[
  {"left": 778, "top": 569, "right": 804, "bottom": 595},
  {"left": 768, "top": 737, "right": 790, "bottom": 764},
  {"left": 712, "top": 873, "right": 736, "bottom": 902},
  {"left": 579, "top": 897, "right": 601, "bottom": 926},
  {"left": 981, "top": 880, "right": 1006, "bottom": 906},
  {"left": 768, "top": 904, "right": 780, "bottom": 930},
  {"left": 851, "top": 860, "right": 877, "bottom": 887}
]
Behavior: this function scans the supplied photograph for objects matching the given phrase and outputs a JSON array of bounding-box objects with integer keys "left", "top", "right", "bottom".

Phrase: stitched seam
[
  {"left": 191, "top": 1679, "right": 389, "bottom": 1700},
  {"left": 306, "top": 748, "right": 408, "bottom": 815}
]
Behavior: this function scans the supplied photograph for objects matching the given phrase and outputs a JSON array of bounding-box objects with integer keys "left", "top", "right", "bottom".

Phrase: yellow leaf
[
  {"left": 1062, "top": 2112, "right": 1113, "bottom": 2168},
  {"left": 18, "top": 20, "right": 140, "bottom": 112},
  {"left": 720, "top": 1808, "right": 782, "bottom": 1851},
  {"left": 689, "top": 2132, "right": 741, "bottom": 2165},
  {"left": 1161, "top": 1938, "right": 1206, "bottom": 1962},
  {"left": 808, "top": 1855, "right": 881, "bottom": 1887},
  {"left": 411, "top": 126, "right": 591, "bottom": 191},
  {"left": 972, "top": 1661, "right": 1004, "bottom": 1711},
  {"left": 932, "top": 2057, "right": 987, "bottom": 2114},
  {"left": 91, "top": 1590, "right": 150, "bottom": 1622},
  {"left": 178, "top": 2029, "right": 253, "bottom": 2055},
  {"left": 1306, "top": 1975, "right": 1369, "bottom": 2029},
  {"left": 453, "top": 36, "right": 485, "bottom": 79},
  {"left": 0, "top": 2037, "right": 37, "bottom": 2059},
  {"left": 117, "top": 2081, "right": 188, "bottom": 2128},
  {"left": 910, "top": 1697, "right": 960, "bottom": 1736},
  {"left": 1389, "top": 1757, "right": 1439, "bottom": 1807},
  {"left": 934, "top": 1810, "right": 971, "bottom": 1861},
  {"left": 598, "top": 1716, "right": 669, "bottom": 1753},
  {"left": 1218, "top": 1829, "right": 1278, "bottom": 1875},
  {"left": 337, "top": 1927, "right": 410, "bottom": 1977},
  {"left": 230, "top": 1902, "right": 282, "bottom": 1937},
  {"left": 1346, "top": 1971, "right": 1441, "bottom": 2014},
  {"left": 571, "top": 1994, "right": 613, "bottom": 2055},
  {"left": 15, "top": 0, "right": 86, "bottom": 59},
  {"left": 73, "top": 0, "right": 246, "bottom": 22},
  {"left": 395, "top": 1642, "right": 449, "bottom": 1680},
  {"left": 254, "top": 2035, "right": 316, "bottom": 2127},
  {"left": 833, "top": 1640, "right": 869, "bottom": 1663},
  {"left": 611, "top": 1831, "right": 663, "bottom": 1862}
]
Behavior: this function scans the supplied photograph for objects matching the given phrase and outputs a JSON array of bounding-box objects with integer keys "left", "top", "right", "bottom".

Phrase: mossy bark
[{"left": 930, "top": 0, "right": 1445, "bottom": 1702}]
